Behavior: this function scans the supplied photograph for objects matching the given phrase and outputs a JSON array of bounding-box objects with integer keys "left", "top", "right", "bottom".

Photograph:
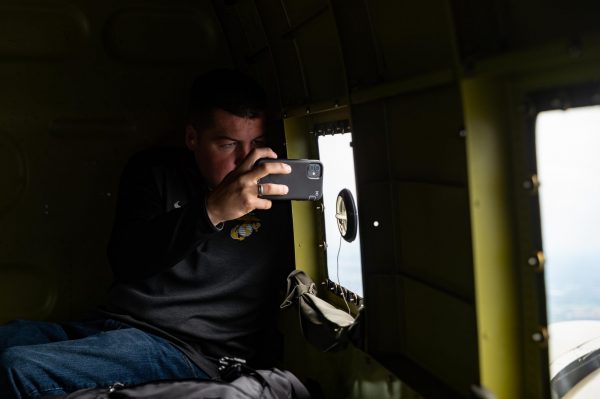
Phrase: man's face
[{"left": 185, "top": 108, "right": 266, "bottom": 188}]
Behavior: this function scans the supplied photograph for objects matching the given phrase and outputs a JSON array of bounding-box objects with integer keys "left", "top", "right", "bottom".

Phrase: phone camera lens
[{"left": 307, "top": 164, "right": 321, "bottom": 178}]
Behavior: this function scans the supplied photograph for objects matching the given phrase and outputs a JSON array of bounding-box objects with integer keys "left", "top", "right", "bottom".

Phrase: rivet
[
  {"left": 551, "top": 98, "right": 562, "bottom": 109},
  {"left": 520, "top": 101, "right": 536, "bottom": 116},
  {"left": 528, "top": 251, "right": 545, "bottom": 272},
  {"left": 523, "top": 175, "right": 540, "bottom": 192},
  {"left": 532, "top": 327, "right": 549, "bottom": 346}
]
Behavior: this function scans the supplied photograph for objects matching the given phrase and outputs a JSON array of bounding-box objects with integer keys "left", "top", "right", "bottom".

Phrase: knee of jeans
[
  {"left": 2, "top": 347, "right": 19, "bottom": 370},
  {"left": 0, "top": 347, "right": 36, "bottom": 382},
  {"left": 0, "top": 348, "right": 30, "bottom": 398},
  {"left": 1, "top": 347, "right": 62, "bottom": 399}
]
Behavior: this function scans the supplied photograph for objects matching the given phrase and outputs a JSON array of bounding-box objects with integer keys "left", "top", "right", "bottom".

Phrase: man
[{"left": 0, "top": 69, "right": 294, "bottom": 398}]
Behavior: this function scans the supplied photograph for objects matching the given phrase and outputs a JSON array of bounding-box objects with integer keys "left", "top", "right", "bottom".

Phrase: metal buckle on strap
[
  {"left": 218, "top": 357, "right": 247, "bottom": 382},
  {"left": 108, "top": 382, "right": 125, "bottom": 393}
]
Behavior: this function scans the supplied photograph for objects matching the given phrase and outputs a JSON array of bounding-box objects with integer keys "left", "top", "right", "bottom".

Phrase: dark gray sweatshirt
[{"left": 101, "top": 148, "right": 293, "bottom": 377}]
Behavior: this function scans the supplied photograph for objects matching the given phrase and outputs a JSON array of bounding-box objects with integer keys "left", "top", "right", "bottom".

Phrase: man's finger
[
  {"left": 253, "top": 198, "right": 273, "bottom": 210},
  {"left": 258, "top": 183, "right": 289, "bottom": 197},
  {"left": 251, "top": 161, "right": 291, "bottom": 182}
]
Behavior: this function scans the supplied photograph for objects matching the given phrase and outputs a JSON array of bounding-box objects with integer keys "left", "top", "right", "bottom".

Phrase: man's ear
[{"left": 185, "top": 124, "right": 198, "bottom": 150}]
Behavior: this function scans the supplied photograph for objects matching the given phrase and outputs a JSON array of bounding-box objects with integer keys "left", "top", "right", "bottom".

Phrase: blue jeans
[{"left": 0, "top": 319, "right": 209, "bottom": 399}]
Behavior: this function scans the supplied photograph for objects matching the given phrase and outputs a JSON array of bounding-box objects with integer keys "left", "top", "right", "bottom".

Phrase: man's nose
[{"left": 234, "top": 143, "right": 253, "bottom": 165}]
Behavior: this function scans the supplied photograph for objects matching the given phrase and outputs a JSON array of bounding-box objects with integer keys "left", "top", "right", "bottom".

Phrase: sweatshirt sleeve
[{"left": 107, "top": 152, "right": 219, "bottom": 282}]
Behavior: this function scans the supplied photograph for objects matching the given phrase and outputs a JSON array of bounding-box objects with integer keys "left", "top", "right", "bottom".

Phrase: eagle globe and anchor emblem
[{"left": 230, "top": 214, "right": 262, "bottom": 241}]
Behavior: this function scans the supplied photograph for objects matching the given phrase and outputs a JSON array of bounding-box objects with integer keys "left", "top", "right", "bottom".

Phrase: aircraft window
[
  {"left": 317, "top": 132, "right": 363, "bottom": 298},
  {"left": 536, "top": 106, "right": 600, "bottom": 396}
]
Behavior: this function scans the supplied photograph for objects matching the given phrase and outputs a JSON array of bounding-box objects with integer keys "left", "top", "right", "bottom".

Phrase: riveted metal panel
[
  {"left": 358, "top": 182, "right": 397, "bottom": 275},
  {"left": 364, "top": 274, "right": 405, "bottom": 354},
  {"left": 402, "top": 277, "right": 478, "bottom": 398},
  {"left": 452, "top": 0, "right": 600, "bottom": 63},
  {"left": 386, "top": 86, "right": 467, "bottom": 185},
  {"left": 367, "top": 0, "right": 455, "bottom": 81},
  {"left": 395, "top": 182, "right": 474, "bottom": 300},
  {"left": 351, "top": 101, "right": 391, "bottom": 184}
]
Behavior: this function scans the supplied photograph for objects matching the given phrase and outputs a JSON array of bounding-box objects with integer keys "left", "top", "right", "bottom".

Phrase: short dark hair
[{"left": 188, "top": 69, "right": 267, "bottom": 130}]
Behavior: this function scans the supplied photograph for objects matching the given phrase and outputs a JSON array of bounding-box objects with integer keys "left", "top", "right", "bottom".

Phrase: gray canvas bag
[
  {"left": 57, "top": 368, "right": 310, "bottom": 399},
  {"left": 280, "top": 270, "right": 360, "bottom": 352}
]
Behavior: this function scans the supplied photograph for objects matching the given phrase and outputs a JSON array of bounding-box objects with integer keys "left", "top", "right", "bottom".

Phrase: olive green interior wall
[
  {"left": 454, "top": 1, "right": 600, "bottom": 398},
  {"left": 454, "top": 2, "right": 600, "bottom": 398},
  {"left": 352, "top": 87, "right": 477, "bottom": 398},
  {"left": 461, "top": 77, "right": 524, "bottom": 399},
  {"left": 0, "top": 0, "right": 232, "bottom": 322},
  {"left": 461, "top": 41, "right": 600, "bottom": 398}
]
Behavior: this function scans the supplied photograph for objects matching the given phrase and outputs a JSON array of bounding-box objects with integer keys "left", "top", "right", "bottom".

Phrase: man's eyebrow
[
  {"left": 211, "top": 134, "right": 266, "bottom": 141},
  {"left": 211, "top": 135, "right": 238, "bottom": 141}
]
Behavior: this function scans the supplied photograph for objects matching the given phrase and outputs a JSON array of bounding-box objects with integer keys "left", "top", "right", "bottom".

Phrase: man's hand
[{"left": 205, "top": 148, "right": 291, "bottom": 226}]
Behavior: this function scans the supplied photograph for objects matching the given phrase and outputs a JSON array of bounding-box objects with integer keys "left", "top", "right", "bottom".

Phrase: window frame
[
  {"left": 313, "top": 119, "right": 364, "bottom": 308},
  {"left": 522, "top": 82, "right": 600, "bottom": 397}
]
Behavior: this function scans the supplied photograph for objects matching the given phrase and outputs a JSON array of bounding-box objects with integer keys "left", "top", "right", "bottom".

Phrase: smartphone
[{"left": 255, "top": 158, "right": 323, "bottom": 201}]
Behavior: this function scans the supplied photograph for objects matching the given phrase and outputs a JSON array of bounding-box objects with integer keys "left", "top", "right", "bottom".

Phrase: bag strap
[{"left": 219, "top": 357, "right": 311, "bottom": 399}]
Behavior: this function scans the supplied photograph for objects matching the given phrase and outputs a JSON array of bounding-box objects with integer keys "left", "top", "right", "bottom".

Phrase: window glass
[
  {"left": 536, "top": 106, "right": 600, "bottom": 324},
  {"left": 537, "top": 106, "right": 600, "bottom": 394},
  {"left": 317, "top": 133, "right": 363, "bottom": 296}
]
